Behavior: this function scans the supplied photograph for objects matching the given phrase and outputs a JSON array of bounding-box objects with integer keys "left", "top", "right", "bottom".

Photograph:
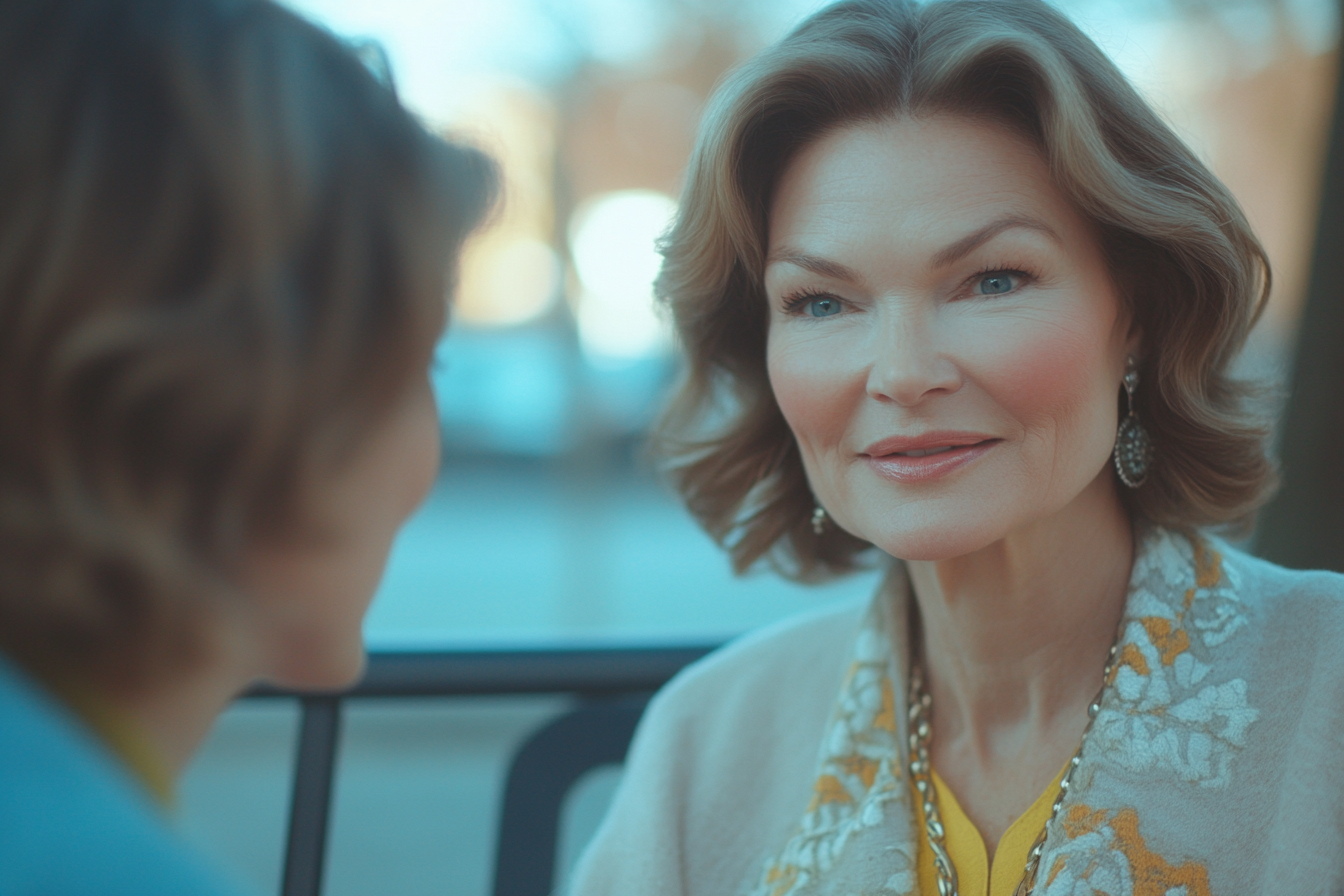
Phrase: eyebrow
[
  {"left": 930, "top": 214, "right": 1061, "bottom": 268},
  {"left": 765, "top": 214, "right": 1062, "bottom": 281},
  {"left": 764, "top": 248, "right": 864, "bottom": 283}
]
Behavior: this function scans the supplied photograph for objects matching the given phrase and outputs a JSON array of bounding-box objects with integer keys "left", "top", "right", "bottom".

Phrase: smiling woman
[
  {"left": 568, "top": 2, "right": 1344, "bottom": 896},
  {"left": 765, "top": 116, "right": 1135, "bottom": 565}
]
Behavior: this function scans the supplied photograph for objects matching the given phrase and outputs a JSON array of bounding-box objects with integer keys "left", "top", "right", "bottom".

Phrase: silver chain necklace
[{"left": 905, "top": 627, "right": 1123, "bottom": 896}]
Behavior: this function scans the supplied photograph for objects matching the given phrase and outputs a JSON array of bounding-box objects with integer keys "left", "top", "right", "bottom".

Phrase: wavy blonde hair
[
  {"left": 0, "top": 0, "right": 496, "bottom": 687},
  {"left": 654, "top": 0, "right": 1275, "bottom": 580}
]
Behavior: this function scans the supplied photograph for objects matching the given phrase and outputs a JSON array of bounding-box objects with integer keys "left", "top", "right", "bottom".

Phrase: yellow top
[
  {"left": 912, "top": 763, "right": 1067, "bottom": 896},
  {"left": 48, "top": 673, "right": 176, "bottom": 807}
]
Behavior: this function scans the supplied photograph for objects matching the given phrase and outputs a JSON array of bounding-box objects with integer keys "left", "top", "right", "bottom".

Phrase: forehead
[{"left": 767, "top": 114, "right": 1084, "bottom": 256}]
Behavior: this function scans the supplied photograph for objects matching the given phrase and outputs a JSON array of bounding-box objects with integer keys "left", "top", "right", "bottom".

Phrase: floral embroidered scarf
[{"left": 749, "top": 527, "right": 1266, "bottom": 896}]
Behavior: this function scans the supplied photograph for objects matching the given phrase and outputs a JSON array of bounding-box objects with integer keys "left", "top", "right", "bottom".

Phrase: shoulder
[
  {"left": 1197, "top": 536, "right": 1344, "bottom": 672},
  {"left": 622, "top": 590, "right": 869, "bottom": 799},
  {"left": 568, "top": 589, "right": 875, "bottom": 896},
  {"left": 1210, "top": 540, "right": 1344, "bottom": 718},
  {"left": 0, "top": 656, "right": 250, "bottom": 896},
  {"left": 645, "top": 591, "right": 869, "bottom": 734},
  {"left": 1215, "top": 537, "right": 1344, "bottom": 627},
  {"left": 612, "top": 590, "right": 870, "bottom": 821},
  {"left": 1208, "top": 543, "right": 1344, "bottom": 866}
]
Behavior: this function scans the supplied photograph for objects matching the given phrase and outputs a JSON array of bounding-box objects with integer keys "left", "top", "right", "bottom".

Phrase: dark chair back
[
  {"left": 281, "top": 696, "right": 342, "bottom": 896},
  {"left": 492, "top": 694, "right": 650, "bottom": 896},
  {"left": 247, "top": 645, "right": 716, "bottom": 896}
]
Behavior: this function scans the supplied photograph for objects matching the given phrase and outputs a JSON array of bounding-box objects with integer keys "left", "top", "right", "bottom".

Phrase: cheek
[
  {"left": 767, "top": 332, "right": 857, "bottom": 455},
  {"left": 247, "top": 387, "right": 442, "bottom": 690},
  {"left": 399, "top": 387, "right": 442, "bottom": 517},
  {"left": 968, "top": 307, "right": 1119, "bottom": 454},
  {"left": 343, "top": 387, "right": 441, "bottom": 597}
]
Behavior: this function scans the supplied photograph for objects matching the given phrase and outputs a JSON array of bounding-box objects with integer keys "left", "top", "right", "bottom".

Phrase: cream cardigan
[{"left": 568, "top": 528, "right": 1344, "bottom": 895}]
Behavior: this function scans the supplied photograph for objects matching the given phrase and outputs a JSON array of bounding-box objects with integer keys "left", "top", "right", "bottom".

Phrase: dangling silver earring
[
  {"left": 811, "top": 505, "right": 828, "bottom": 535},
  {"left": 1114, "top": 356, "right": 1153, "bottom": 488}
]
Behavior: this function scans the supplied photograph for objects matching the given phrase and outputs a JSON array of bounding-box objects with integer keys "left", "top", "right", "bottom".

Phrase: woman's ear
[
  {"left": 1124, "top": 329, "right": 1144, "bottom": 364},
  {"left": 1122, "top": 308, "right": 1143, "bottom": 363}
]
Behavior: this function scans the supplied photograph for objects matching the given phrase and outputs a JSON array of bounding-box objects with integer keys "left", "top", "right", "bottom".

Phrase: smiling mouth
[
  {"left": 863, "top": 438, "right": 1000, "bottom": 482},
  {"left": 891, "top": 445, "right": 958, "bottom": 457}
]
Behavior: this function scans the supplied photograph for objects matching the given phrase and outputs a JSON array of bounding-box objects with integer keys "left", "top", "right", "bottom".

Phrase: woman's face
[
  {"left": 765, "top": 115, "right": 1137, "bottom": 562},
  {"left": 242, "top": 374, "right": 441, "bottom": 689}
]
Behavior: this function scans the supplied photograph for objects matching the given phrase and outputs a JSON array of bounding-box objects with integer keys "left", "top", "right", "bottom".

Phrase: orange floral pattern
[
  {"left": 749, "top": 598, "right": 917, "bottom": 896},
  {"left": 1041, "top": 804, "right": 1211, "bottom": 896},
  {"left": 748, "top": 530, "right": 1240, "bottom": 896},
  {"left": 1088, "top": 531, "right": 1259, "bottom": 789}
]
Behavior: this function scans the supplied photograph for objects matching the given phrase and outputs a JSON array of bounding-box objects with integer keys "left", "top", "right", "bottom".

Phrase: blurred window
[{"left": 274, "top": 0, "right": 1341, "bottom": 649}]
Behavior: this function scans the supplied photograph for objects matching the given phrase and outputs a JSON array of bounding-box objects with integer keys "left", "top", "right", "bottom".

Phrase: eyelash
[
  {"left": 780, "top": 287, "right": 839, "bottom": 315},
  {"left": 778, "top": 262, "right": 1041, "bottom": 315},
  {"left": 964, "top": 263, "right": 1039, "bottom": 296}
]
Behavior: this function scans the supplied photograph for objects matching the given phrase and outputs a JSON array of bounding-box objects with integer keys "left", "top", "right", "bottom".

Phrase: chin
[
  {"left": 266, "top": 637, "right": 368, "bottom": 692},
  {"left": 857, "top": 507, "right": 1013, "bottom": 563},
  {"left": 879, "top": 533, "right": 998, "bottom": 563}
]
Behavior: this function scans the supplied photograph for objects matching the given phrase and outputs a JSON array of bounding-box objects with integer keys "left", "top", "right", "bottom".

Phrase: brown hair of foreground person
[
  {"left": 0, "top": 0, "right": 495, "bottom": 691},
  {"left": 654, "top": 0, "right": 1277, "bottom": 580}
]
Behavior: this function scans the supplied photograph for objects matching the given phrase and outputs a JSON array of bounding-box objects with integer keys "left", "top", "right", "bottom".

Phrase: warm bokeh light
[
  {"left": 568, "top": 189, "right": 678, "bottom": 363},
  {"left": 448, "top": 82, "right": 560, "bottom": 326},
  {"left": 455, "top": 235, "right": 561, "bottom": 325}
]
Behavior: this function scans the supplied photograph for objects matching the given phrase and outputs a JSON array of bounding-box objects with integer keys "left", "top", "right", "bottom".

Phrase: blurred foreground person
[
  {"left": 0, "top": 1, "right": 494, "bottom": 893},
  {"left": 572, "top": 1, "right": 1344, "bottom": 894}
]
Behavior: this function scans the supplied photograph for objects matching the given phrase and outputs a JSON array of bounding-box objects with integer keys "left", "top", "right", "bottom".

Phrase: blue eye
[
  {"left": 805, "top": 296, "right": 842, "bottom": 317},
  {"left": 978, "top": 272, "right": 1017, "bottom": 295}
]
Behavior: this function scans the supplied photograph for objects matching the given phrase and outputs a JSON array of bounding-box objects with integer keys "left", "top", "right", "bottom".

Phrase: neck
[
  {"left": 906, "top": 470, "right": 1133, "bottom": 760},
  {"left": 109, "top": 610, "right": 264, "bottom": 782}
]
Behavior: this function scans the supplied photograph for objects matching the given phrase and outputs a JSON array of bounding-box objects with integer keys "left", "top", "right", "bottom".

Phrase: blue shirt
[{"left": 0, "top": 654, "right": 251, "bottom": 896}]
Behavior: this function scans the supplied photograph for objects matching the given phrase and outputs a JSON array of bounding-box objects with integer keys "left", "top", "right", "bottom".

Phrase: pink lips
[{"left": 861, "top": 431, "right": 1000, "bottom": 483}]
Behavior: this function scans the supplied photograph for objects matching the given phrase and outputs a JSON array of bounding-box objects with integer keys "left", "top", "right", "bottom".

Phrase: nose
[{"left": 865, "top": 304, "right": 962, "bottom": 406}]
